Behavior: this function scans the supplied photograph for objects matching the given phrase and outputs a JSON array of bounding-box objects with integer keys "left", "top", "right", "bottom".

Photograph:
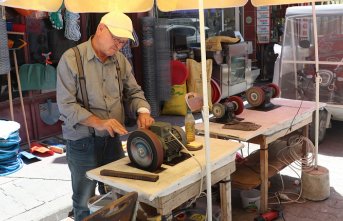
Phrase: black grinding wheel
[
  {"left": 246, "top": 86, "right": 265, "bottom": 107},
  {"left": 267, "top": 83, "right": 280, "bottom": 98},
  {"left": 127, "top": 129, "right": 164, "bottom": 172},
  {"left": 226, "top": 96, "right": 244, "bottom": 115}
]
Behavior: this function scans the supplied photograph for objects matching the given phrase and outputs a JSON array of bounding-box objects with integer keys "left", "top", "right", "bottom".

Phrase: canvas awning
[{"left": 0, "top": 0, "right": 153, "bottom": 13}]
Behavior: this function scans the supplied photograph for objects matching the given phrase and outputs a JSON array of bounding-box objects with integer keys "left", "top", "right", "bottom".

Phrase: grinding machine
[
  {"left": 211, "top": 95, "right": 244, "bottom": 123},
  {"left": 246, "top": 83, "right": 280, "bottom": 109},
  {"left": 127, "top": 121, "right": 187, "bottom": 172}
]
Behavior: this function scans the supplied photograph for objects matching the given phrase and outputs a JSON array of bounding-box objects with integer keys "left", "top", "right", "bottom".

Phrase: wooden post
[
  {"left": 220, "top": 176, "right": 232, "bottom": 221},
  {"left": 13, "top": 49, "right": 30, "bottom": 146},
  {"left": 260, "top": 137, "right": 268, "bottom": 212}
]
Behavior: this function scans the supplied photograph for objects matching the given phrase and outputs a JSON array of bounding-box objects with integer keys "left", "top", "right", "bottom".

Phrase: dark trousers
[{"left": 66, "top": 135, "right": 124, "bottom": 221}]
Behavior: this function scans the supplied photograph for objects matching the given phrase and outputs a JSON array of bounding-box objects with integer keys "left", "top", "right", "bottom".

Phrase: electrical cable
[
  {"left": 283, "top": 71, "right": 314, "bottom": 137},
  {"left": 168, "top": 131, "right": 206, "bottom": 208},
  {"left": 265, "top": 136, "right": 316, "bottom": 206},
  {"left": 283, "top": 99, "right": 303, "bottom": 136},
  {"left": 267, "top": 164, "right": 305, "bottom": 205},
  {"left": 276, "top": 136, "right": 316, "bottom": 172}
]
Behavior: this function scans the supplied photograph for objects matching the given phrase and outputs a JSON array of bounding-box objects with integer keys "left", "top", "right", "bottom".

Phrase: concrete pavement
[{"left": 0, "top": 152, "right": 72, "bottom": 221}]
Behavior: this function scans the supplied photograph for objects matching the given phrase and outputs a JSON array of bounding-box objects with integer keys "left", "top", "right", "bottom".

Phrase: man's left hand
[{"left": 137, "top": 113, "right": 154, "bottom": 129}]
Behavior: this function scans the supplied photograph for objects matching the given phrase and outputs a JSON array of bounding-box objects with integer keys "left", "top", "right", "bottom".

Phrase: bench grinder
[
  {"left": 212, "top": 95, "right": 244, "bottom": 123},
  {"left": 246, "top": 83, "right": 280, "bottom": 109},
  {"left": 127, "top": 122, "right": 187, "bottom": 172}
]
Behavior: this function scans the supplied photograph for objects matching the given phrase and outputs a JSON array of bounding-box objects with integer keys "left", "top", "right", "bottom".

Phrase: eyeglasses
[
  {"left": 113, "top": 37, "right": 128, "bottom": 44},
  {"left": 106, "top": 26, "right": 128, "bottom": 44}
]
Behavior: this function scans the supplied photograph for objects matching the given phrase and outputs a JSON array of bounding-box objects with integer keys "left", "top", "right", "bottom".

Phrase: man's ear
[{"left": 98, "top": 23, "right": 106, "bottom": 32}]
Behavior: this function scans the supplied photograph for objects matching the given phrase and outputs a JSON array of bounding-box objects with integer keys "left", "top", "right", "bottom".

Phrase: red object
[
  {"left": 254, "top": 210, "right": 279, "bottom": 221},
  {"left": 267, "top": 83, "right": 280, "bottom": 98},
  {"left": 30, "top": 142, "right": 54, "bottom": 157},
  {"left": 226, "top": 96, "right": 244, "bottom": 115},
  {"left": 235, "top": 152, "right": 245, "bottom": 163},
  {"left": 210, "top": 79, "right": 221, "bottom": 104},
  {"left": 171, "top": 60, "right": 188, "bottom": 85},
  {"left": 12, "top": 23, "right": 26, "bottom": 32}
]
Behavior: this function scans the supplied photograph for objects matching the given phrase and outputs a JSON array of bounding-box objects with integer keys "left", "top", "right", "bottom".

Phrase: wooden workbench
[
  {"left": 87, "top": 136, "right": 243, "bottom": 220},
  {"left": 195, "top": 98, "right": 322, "bottom": 212}
]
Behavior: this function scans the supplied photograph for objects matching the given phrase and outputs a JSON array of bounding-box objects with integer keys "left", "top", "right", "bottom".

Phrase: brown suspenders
[
  {"left": 72, "top": 46, "right": 123, "bottom": 136},
  {"left": 72, "top": 46, "right": 95, "bottom": 135}
]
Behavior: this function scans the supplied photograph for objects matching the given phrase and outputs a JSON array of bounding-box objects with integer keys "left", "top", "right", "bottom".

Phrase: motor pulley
[
  {"left": 127, "top": 122, "right": 187, "bottom": 172},
  {"left": 246, "top": 83, "right": 280, "bottom": 108},
  {"left": 212, "top": 96, "right": 244, "bottom": 123}
]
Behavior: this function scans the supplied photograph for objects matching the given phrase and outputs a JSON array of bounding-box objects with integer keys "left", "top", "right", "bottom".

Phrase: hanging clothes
[{"left": 19, "top": 63, "right": 57, "bottom": 91}]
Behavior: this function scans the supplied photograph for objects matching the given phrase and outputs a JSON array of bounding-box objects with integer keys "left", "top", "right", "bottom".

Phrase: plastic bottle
[{"left": 185, "top": 108, "right": 195, "bottom": 143}]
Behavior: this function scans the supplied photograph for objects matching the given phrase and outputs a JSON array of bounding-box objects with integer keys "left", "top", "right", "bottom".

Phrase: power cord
[
  {"left": 276, "top": 136, "right": 316, "bottom": 172},
  {"left": 168, "top": 131, "right": 207, "bottom": 208},
  {"left": 266, "top": 136, "right": 316, "bottom": 206},
  {"left": 268, "top": 164, "right": 306, "bottom": 205}
]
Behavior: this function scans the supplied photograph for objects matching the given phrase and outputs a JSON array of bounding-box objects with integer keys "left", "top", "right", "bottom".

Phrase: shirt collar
[
  {"left": 86, "top": 37, "right": 117, "bottom": 64},
  {"left": 86, "top": 37, "right": 97, "bottom": 61}
]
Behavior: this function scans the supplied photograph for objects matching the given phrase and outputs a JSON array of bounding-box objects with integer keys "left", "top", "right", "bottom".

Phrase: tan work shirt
[{"left": 57, "top": 38, "right": 150, "bottom": 140}]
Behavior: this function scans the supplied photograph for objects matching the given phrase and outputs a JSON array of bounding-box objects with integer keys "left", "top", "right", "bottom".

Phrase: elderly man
[{"left": 56, "top": 11, "right": 154, "bottom": 221}]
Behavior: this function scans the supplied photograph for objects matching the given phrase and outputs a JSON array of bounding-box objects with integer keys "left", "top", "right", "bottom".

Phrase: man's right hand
[
  {"left": 95, "top": 119, "right": 128, "bottom": 137},
  {"left": 80, "top": 116, "right": 128, "bottom": 137}
]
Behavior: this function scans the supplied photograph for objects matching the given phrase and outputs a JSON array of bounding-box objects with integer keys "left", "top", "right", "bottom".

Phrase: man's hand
[
  {"left": 137, "top": 113, "right": 154, "bottom": 129},
  {"left": 94, "top": 119, "right": 128, "bottom": 137},
  {"left": 81, "top": 116, "right": 128, "bottom": 137}
]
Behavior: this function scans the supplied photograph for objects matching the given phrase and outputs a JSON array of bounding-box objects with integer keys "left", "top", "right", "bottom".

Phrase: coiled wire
[{"left": 276, "top": 135, "right": 316, "bottom": 172}]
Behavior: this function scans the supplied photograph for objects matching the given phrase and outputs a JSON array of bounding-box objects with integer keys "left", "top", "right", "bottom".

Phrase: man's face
[{"left": 100, "top": 25, "right": 128, "bottom": 56}]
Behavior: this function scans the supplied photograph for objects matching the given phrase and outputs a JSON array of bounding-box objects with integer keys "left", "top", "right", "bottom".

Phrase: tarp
[
  {"left": 157, "top": 0, "right": 247, "bottom": 11},
  {"left": 251, "top": 0, "right": 322, "bottom": 6},
  {"left": 0, "top": 0, "right": 153, "bottom": 13}
]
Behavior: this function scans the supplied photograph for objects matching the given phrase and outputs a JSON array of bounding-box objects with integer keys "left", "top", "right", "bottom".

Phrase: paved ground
[
  {"left": 0, "top": 118, "right": 342, "bottom": 221},
  {"left": 0, "top": 152, "right": 72, "bottom": 221},
  {"left": 232, "top": 120, "right": 343, "bottom": 221}
]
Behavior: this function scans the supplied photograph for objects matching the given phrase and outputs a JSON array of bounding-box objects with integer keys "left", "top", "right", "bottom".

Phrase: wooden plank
[
  {"left": 7, "top": 31, "right": 25, "bottom": 35},
  {"left": 157, "top": 162, "right": 235, "bottom": 215},
  {"left": 87, "top": 136, "right": 242, "bottom": 212},
  {"left": 271, "top": 98, "right": 326, "bottom": 110},
  {"left": 105, "top": 161, "right": 235, "bottom": 216},
  {"left": 248, "top": 116, "right": 311, "bottom": 145},
  {"left": 263, "top": 116, "right": 312, "bottom": 144},
  {"left": 195, "top": 98, "right": 317, "bottom": 141}
]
